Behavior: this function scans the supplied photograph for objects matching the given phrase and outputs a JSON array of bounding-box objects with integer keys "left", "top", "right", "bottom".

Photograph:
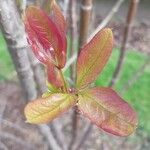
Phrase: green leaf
[
  {"left": 76, "top": 28, "right": 113, "bottom": 89},
  {"left": 24, "top": 93, "right": 77, "bottom": 124},
  {"left": 78, "top": 87, "right": 138, "bottom": 136}
]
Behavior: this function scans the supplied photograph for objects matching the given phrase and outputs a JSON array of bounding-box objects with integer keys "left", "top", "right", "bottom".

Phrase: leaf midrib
[
  {"left": 28, "top": 95, "right": 72, "bottom": 121},
  {"left": 80, "top": 93, "right": 135, "bottom": 127}
]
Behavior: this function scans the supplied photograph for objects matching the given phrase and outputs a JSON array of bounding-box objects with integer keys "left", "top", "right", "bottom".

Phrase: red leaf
[
  {"left": 76, "top": 28, "right": 113, "bottom": 89},
  {"left": 50, "top": 0, "right": 67, "bottom": 34},
  {"left": 25, "top": 20, "right": 51, "bottom": 64},
  {"left": 46, "top": 64, "right": 64, "bottom": 88},
  {"left": 78, "top": 87, "right": 138, "bottom": 136},
  {"left": 24, "top": 6, "right": 66, "bottom": 68}
]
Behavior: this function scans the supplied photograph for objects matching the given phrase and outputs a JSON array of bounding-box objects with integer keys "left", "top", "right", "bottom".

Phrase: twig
[
  {"left": 0, "top": 132, "right": 34, "bottom": 149},
  {"left": 49, "top": 123, "right": 67, "bottom": 150},
  {"left": 73, "top": 123, "right": 93, "bottom": 150},
  {"left": 63, "top": 0, "right": 69, "bottom": 19},
  {"left": 88, "top": 0, "right": 125, "bottom": 41},
  {"left": 78, "top": 0, "right": 93, "bottom": 48},
  {"left": 68, "top": 0, "right": 94, "bottom": 149},
  {"left": 109, "top": 0, "right": 140, "bottom": 87},
  {"left": 0, "top": 118, "right": 28, "bottom": 135},
  {"left": 68, "top": 0, "right": 78, "bottom": 148},
  {"left": 69, "top": 0, "right": 78, "bottom": 82},
  {"left": 0, "top": 99, "right": 7, "bottom": 142},
  {"left": 68, "top": 107, "right": 78, "bottom": 150},
  {"left": 22, "top": 0, "right": 27, "bottom": 11},
  {"left": 63, "top": 54, "right": 77, "bottom": 73},
  {"left": 27, "top": 49, "right": 46, "bottom": 94},
  {"left": 0, "top": 142, "right": 8, "bottom": 150},
  {"left": 38, "top": 124, "right": 62, "bottom": 150},
  {"left": 120, "top": 57, "right": 150, "bottom": 94}
]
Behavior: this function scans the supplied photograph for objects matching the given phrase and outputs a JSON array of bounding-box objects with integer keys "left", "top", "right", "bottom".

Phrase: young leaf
[
  {"left": 25, "top": 20, "right": 50, "bottom": 65},
  {"left": 50, "top": 0, "right": 67, "bottom": 34},
  {"left": 46, "top": 64, "right": 64, "bottom": 88},
  {"left": 24, "top": 6, "right": 66, "bottom": 68},
  {"left": 78, "top": 87, "right": 138, "bottom": 136},
  {"left": 76, "top": 28, "right": 113, "bottom": 89},
  {"left": 25, "top": 93, "right": 77, "bottom": 124}
]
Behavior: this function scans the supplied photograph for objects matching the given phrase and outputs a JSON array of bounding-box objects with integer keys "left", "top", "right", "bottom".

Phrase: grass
[
  {"left": 0, "top": 32, "right": 150, "bottom": 133},
  {"left": 0, "top": 32, "right": 14, "bottom": 80}
]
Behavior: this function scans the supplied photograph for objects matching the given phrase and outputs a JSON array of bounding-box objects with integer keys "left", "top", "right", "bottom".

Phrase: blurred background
[{"left": 0, "top": 0, "right": 150, "bottom": 149}]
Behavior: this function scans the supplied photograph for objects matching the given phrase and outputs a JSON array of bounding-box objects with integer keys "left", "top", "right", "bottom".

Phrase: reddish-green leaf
[
  {"left": 78, "top": 87, "right": 138, "bottom": 136},
  {"left": 25, "top": 93, "right": 77, "bottom": 124},
  {"left": 46, "top": 64, "right": 64, "bottom": 88},
  {"left": 76, "top": 28, "right": 113, "bottom": 89},
  {"left": 50, "top": 0, "right": 67, "bottom": 34},
  {"left": 24, "top": 6, "right": 66, "bottom": 68}
]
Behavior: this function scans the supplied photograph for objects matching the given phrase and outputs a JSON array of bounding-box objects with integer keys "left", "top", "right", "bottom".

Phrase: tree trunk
[{"left": 0, "top": 0, "right": 37, "bottom": 100}]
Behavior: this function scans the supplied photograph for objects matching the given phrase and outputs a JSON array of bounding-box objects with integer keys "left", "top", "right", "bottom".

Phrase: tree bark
[
  {"left": 27, "top": 50, "right": 46, "bottom": 95},
  {"left": 0, "top": 0, "right": 37, "bottom": 100}
]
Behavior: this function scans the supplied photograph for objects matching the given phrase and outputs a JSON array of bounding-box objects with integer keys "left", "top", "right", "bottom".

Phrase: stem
[
  {"left": 109, "top": 0, "right": 140, "bottom": 87},
  {"left": 78, "top": 0, "right": 93, "bottom": 50},
  {"left": 59, "top": 69, "right": 68, "bottom": 93}
]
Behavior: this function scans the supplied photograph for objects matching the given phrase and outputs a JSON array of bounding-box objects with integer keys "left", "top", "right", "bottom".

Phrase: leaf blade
[
  {"left": 78, "top": 87, "right": 138, "bottom": 136},
  {"left": 24, "top": 93, "right": 76, "bottom": 124},
  {"left": 24, "top": 6, "right": 66, "bottom": 68},
  {"left": 76, "top": 28, "right": 113, "bottom": 88},
  {"left": 46, "top": 64, "right": 64, "bottom": 88}
]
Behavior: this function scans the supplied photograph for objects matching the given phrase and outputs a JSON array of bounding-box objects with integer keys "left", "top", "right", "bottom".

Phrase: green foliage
[
  {"left": 95, "top": 48, "right": 150, "bottom": 134},
  {"left": 0, "top": 32, "right": 14, "bottom": 80}
]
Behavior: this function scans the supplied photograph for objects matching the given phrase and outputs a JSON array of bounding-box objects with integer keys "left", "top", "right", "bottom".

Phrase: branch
[
  {"left": 78, "top": 0, "right": 93, "bottom": 48},
  {"left": 49, "top": 122, "right": 67, "bottom": 150},
  {"left": 69, "top": 0, "right": 78, "bottom": 82},
  {"left": 109, "top": 0, "right": 140, "bottom": 87},
  {"left": 38, "top": 125, "right": 62, "bottom": 150},
  {"left": 0, "top": 118, "right": 28, "bottom": 135},
  {"left": 68, "top": 0, "right": 78, "bottom": 149},
  {"left": 63, "top": 54, "right": 77, "bottom": 73},
  {"left": 88, "top": 0, "right": 125, "bottom": 41},
  {"left": 0, "top": 98, "right": 7, "bottom": 142},
  {"left": 73, "top": 123, "right": 93, "bottom": 150},
  {"left": 0, "top": 132, "right": 34, "bottom": 149},
  {"left": 0, "top": 142, "right": 8, "bottom": 150},
  {"left": 0, "top": 0, "right": 37, "bottom": 100},
  {"left": 27, "top": 49, "right": 46, "bottom": 94},
  {"left": 68, "top": 0, "right": 94, "bottom": 149},
  {"left": 63, "top": 0, "right": 70, "bottom": 19}
]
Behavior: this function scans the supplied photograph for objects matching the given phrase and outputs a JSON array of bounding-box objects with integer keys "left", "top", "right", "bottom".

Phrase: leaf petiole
[{"left": 59, "top": 69, "right": 68, "bottom": 93}]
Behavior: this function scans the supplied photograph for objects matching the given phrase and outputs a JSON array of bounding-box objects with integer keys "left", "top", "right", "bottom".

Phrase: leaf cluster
[{"left": 24, "top": 0, "right": 137, "bottom": 137}]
